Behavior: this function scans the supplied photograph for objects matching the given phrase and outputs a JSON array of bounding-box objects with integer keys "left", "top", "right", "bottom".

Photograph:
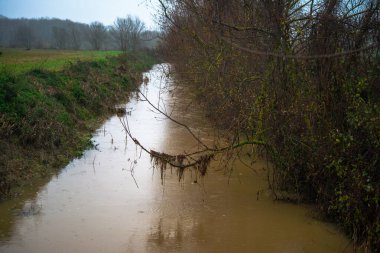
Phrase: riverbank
[{"left": 0, "top": 50, "right": 157, "bottom": 199}]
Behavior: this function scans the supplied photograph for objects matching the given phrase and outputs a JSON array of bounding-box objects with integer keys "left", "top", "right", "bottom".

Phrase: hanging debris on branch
[{"left": 149, "top": 150, "right": 213, "bottom": 184}]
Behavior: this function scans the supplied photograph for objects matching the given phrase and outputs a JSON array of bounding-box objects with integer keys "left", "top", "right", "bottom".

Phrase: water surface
[{"left": 0, "top": 64, "right": 351, "bottom": 252}]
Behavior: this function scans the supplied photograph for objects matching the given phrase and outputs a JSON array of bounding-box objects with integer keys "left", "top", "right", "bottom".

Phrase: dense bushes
[
  {"left": 265, "top": 58, "right": 380, "bottom": 250},
  {"left": 157, "top": 0, "right": 379, "bottom": 250},
  {"left": 0, "top": 51, "right": 156, "bottom": 198}
]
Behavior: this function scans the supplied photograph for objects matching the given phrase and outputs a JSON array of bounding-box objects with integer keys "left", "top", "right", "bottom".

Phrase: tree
[
  {"left": 140, "top": 30, "right": 161, "bottom": 49},
  {"left": 52, "top": 26, "right": 68, "bottom": 49},
  {"left": 14, "top": 24, "right": 34, "bottom": 50},
  {"left": 87, "top": 21, "right": 107, "bottom": 50},
  {"left": 111, "top": 18, "right": 128, "bottom": 51},
  {"left": 111, "top": 16, "right": 145, "bottom": 51},
  {"left": 68, "top": 21, "right": 81, "bottom": 50}
]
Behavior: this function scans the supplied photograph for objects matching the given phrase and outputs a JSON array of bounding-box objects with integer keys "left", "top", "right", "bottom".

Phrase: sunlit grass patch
[{"left": 0, "top": 48, "right": 122, "bottom": 73}]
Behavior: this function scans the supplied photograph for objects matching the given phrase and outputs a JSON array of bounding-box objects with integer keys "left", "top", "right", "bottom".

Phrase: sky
[{"left": 0, "top": 0, "right": 158, "bottom": 29}]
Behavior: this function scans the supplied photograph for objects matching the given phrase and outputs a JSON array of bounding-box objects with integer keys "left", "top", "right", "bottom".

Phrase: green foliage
[
  {"left": 56, "top": 111, "right": 73, "bottom": 126},
  {"left": 326, "top": 76, "right": 380, "bottom": 249},
  {"left": 71, "top": 82, "right": 86, "bottom": 104}
]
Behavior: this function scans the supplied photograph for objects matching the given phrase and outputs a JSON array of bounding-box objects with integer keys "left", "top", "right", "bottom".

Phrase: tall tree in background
[
  {"left": 127, "top": 16, "right": 145, "bottom": 50},
  {"left": 111, "top": 16, "right": 145, "bottom": 51},
  {"left": 68, "top": 21, "right": 81, "bottom": 50},
  {"left": 111, "top": 17, "right": 129, "bottom": 51},
  {"left": 52, "top": 26, "right": 68, "bottom": 49},
  {"left": 88, "top": 21, "right": 107, "bottom": 50},
  {"left": 13, "top": 24, "right": 34, "bottom": 50}
]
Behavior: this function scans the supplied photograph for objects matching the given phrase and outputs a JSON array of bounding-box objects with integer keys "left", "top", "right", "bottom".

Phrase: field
[{"left": 0, "top": 48, "right": 122, "bottom": 73}]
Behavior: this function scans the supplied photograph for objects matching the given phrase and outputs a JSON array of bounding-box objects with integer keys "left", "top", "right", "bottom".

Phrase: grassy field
[{"left": 0, "top": 48, "right": 122, "bottom": 73}]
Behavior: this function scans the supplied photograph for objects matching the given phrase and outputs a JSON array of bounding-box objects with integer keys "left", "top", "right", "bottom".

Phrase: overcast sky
[{"left": 0, "top": 0, "right": 158, "bottom": 29}]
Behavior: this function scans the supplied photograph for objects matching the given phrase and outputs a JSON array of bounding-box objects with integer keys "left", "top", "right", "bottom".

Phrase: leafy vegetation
[
  {"left": 0, "top": 49, "right": 157, "bottom": 199},
  {"left": 157, "top": 0, "right": 380, "bottom": 250}
]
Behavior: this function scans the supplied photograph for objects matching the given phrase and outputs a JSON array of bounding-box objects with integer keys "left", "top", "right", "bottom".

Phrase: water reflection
[
  {"left": 147, "top": 218, "right": 183, "bottom": 250},
  {"left": 0, "top": 176, "right": 51, "bottom": 242}
]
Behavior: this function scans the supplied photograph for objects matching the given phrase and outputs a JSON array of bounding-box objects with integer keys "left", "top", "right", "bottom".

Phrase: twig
[
  {"left": 221, "top": 36, "right": 380, "bottom": 59},
  {"left": 92, "top": 155, "right": 96, "bottom": 174}
]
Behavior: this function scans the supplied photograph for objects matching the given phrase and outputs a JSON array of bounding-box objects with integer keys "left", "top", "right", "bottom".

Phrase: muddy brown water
[{"left": 0, "top": 64, "right": 352, "bottom": 253}]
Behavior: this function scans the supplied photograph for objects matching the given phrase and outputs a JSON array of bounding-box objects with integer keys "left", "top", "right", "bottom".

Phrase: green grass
[{"left": 0, "top": 48, "right": 122, "bottom": 73}]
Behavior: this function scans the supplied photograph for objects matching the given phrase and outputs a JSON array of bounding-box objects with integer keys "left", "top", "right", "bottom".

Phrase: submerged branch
[{"left": 119, "top": 105, "right": 265, "bottom": 184}]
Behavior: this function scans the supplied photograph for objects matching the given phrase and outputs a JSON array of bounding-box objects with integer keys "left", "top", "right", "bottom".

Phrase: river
[{"left": 0, "top": 64, "right": 351, "bottom": 252}]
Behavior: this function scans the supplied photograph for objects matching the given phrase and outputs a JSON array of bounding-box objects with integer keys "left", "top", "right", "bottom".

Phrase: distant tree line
[{"left": 0, "top": 15, "right": 160, "bottom": 50}]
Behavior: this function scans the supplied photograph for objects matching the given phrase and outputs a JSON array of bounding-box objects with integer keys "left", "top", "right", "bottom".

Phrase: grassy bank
[{"left": 0, "top": 49, "right": 157, "bottom": 199}]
